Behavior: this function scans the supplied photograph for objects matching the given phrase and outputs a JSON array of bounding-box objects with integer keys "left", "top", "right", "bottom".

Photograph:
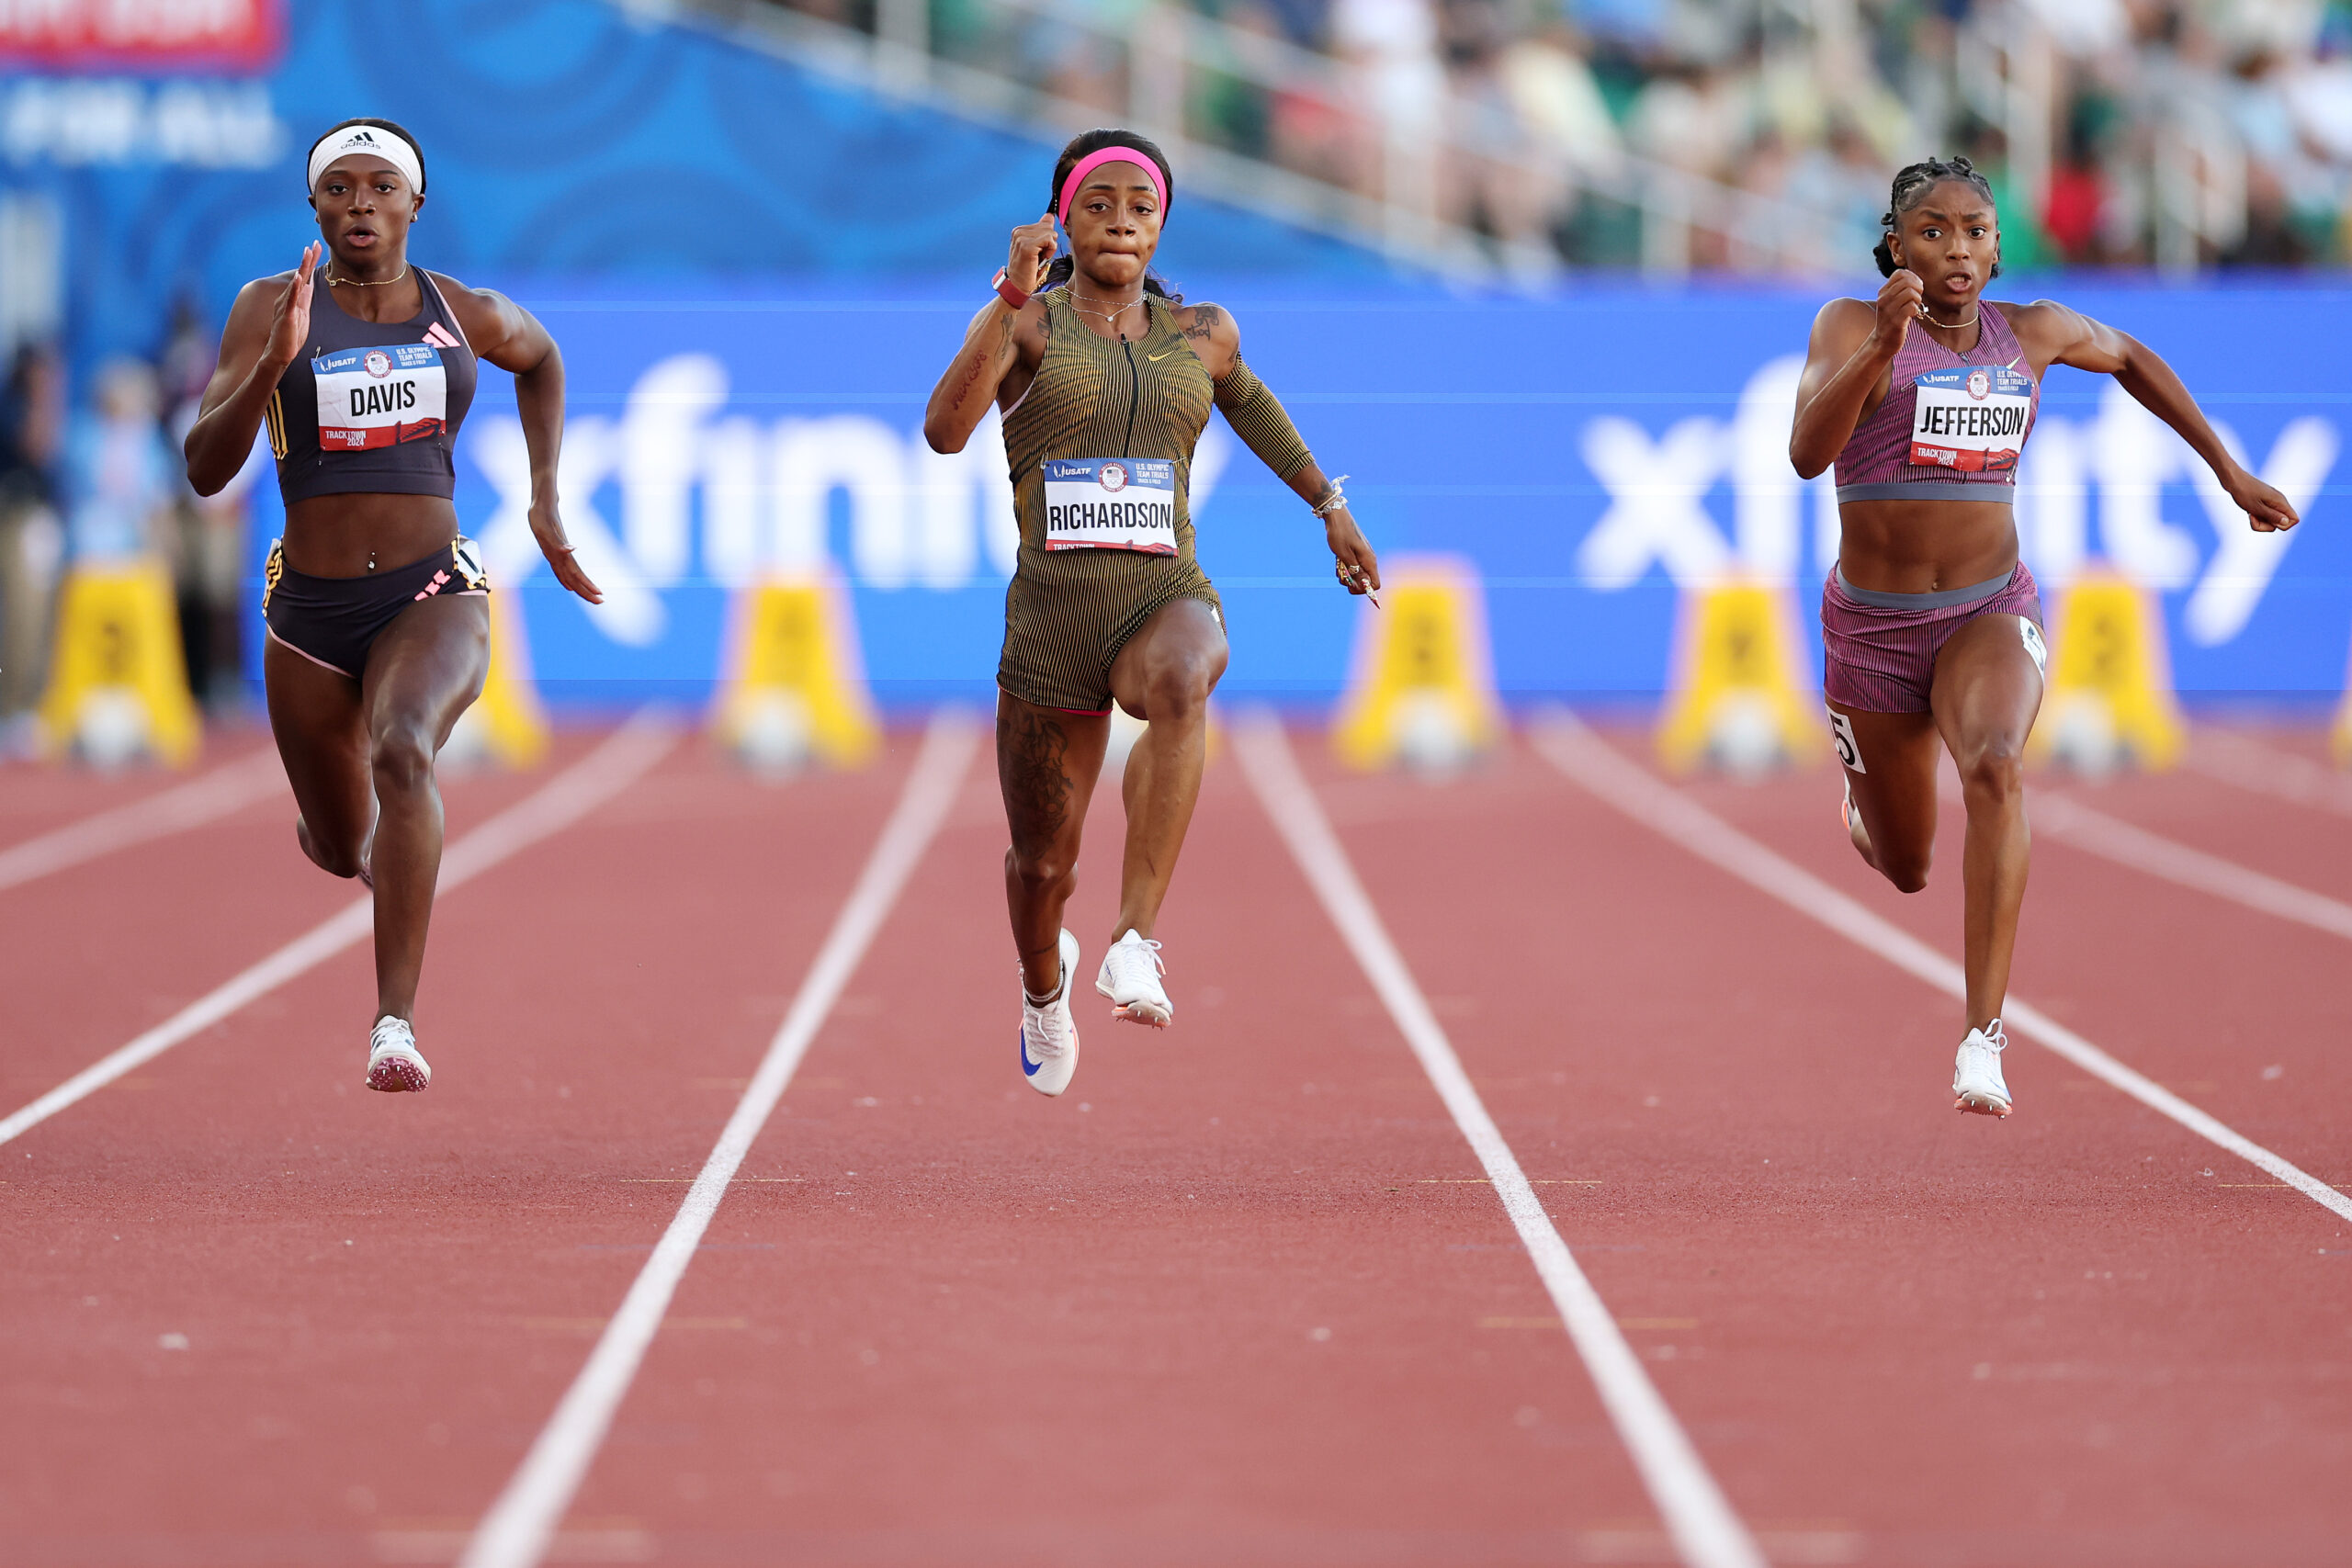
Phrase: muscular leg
[
  {"left": 1104, "top": 598, "right": 1228, "bottom": 945},
  {"left": 1831, "top": 702, "right": 1941, "bottom": 894},
  {"left": 264, "top": 637, "right": 372, "bottom": 879},
  {"left": 998, "top": 694, "right": 1110, "bottom": 997},
  {"left": 358, "top": 596, "right": 489, "bottom": 1023},
  {"left": 1928, "top": 615, "right": 2044, "bottom": 1032}
]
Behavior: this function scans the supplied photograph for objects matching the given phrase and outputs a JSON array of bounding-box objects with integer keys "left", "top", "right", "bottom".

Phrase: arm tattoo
[
  {"left": 1182, "top": 304, "right": 1224, "bottom": 342},
  {"left": 946, "top": 312, "right": 1018, "bottom": 407},
  {"left": 1000, "top": 706, "right": 1075, "bottom": 843}
]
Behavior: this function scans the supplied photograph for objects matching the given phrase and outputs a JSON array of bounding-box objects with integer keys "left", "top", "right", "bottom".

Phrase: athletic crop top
[
  {"left": 267, "top": 268, "right": 479, "bottom": 505},
  {"left": 1834, "top": 300, "right": 2039, "bottom": 503}
]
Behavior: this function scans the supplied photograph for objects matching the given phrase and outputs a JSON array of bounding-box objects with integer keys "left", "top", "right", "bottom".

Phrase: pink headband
[{"left": 1057, "top": 146, "right": 1168, "bottom": 225}]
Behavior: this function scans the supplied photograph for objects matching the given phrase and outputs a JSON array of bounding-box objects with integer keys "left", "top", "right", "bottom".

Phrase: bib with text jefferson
[
  {"left": 313, "top": 343, "right": 448, "bottom": 452},
  {"left": 1908, "top": 364, "right": 2032, "bottom": 473},
  {"left": 1042, "top": 457, "right": 1179, "bottom": 555}
]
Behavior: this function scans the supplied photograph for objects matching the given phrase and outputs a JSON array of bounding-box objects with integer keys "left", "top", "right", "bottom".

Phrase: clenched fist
[{"left": 1007, "top": 213, "right": 1059, "bottom": 298}]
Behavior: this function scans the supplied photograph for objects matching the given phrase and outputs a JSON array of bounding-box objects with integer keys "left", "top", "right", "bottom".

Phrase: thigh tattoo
[{"left": 1002, "top": 707, "right": 1075, "bottom": 842}]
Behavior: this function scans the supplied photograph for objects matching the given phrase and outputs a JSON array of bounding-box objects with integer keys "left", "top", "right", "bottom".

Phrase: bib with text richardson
[
  {"left": 314, "top": 343, "right": 448, "bottom": 452},
  {"left": 1908, "top": 364, "right": 2032, "bottom": 473},
  {"left": 1042, "top": 457, "right": 1179, "bottom": 555}
]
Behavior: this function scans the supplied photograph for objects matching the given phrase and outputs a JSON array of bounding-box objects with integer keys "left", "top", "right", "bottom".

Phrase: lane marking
[
  {"left": 2184, "top": 729, "right": 2352, "bottom": 819},
  {"left": 2032, "top": 792, "right": 2352, "bottom": 944},
  {"left": 0, "top": 747, "right": 285, "bottom": 893},
  {"left": 0, "top": 714, "right": 678, "bottom": 1150},
  {"left": 1234, "top": 714, "right": 1767, "bottom": 1568},
  {"left": 458, "top": 711, "right": 978, "bottom": 1568},
  {"left": 1531, "top": 714, "right": 2352, "bottom": 1227}
]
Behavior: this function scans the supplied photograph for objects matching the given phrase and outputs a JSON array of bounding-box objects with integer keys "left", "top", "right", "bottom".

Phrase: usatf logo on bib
[
  {"left": 313, "top": 341, "right": 448, "bottom": 451},
  {"left": 1042, "top": 457, "right": 1179, "bottom": 555},
  {"left": 1908, "top": 364, "right": 2032, "bottom": 473}
]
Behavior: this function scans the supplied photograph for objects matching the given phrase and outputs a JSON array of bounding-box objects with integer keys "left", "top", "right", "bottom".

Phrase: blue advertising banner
[{"left": 240, "top": 279, "right": 2351, "bottom": 708}]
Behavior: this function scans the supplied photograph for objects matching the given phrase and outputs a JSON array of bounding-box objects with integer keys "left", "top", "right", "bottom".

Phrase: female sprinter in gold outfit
[{"left": 925, "top": 129, "right": 1379, "bottom": 1097}]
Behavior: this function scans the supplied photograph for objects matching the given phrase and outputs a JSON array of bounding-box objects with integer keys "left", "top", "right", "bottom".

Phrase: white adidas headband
[{"left": 307, "top": 125, "right": 424, "bottom": 196}]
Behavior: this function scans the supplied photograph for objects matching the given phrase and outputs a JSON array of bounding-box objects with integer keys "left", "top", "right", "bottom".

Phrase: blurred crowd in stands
[
  {"left": 0, "top": 307, "right": 248, "bottom": 755},
  {"left": 791, "top": 0, "right": 2352, "bottom": 270}
]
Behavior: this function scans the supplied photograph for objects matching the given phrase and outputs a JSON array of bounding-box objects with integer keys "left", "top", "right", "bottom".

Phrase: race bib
[
  {"left": 1042, "top": 457, "right": 1179, "bottom": 555},
  {"left": 314, "top": 343, "right": 447, "bottom": 452},
  {"left": 1908, "top": 364, "right": 2031, "bottom": 472}
]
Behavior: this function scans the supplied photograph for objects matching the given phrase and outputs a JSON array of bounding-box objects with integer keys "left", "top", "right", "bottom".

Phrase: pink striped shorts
[{"left": 1821, "top": 560, "right": 2042, "bottom": 715}]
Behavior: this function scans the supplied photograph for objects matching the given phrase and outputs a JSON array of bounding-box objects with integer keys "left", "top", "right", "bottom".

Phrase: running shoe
[
  {"left": 1020, "top": 930, "right": 1081, "bottom": 1098},
  {"left": 366, "top": 1015, "right": 433, "bottom": 1093},
  {"left": 1952, "top": 1020, "right": 2011, "bottom": 1117},
  {"left": 1095, "top": 928, "right": 1171, "bottom": 1027}
]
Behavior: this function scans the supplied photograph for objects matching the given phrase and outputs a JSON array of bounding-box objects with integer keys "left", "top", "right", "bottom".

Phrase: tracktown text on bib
[{"left": 1042, "top": 457, "right": 1180, "bottom": 554}]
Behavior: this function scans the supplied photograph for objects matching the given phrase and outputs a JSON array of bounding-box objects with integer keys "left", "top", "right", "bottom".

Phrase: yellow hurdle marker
[
  {"left": 1655, "top": 576, "right": 1816, "bottom": 776},
  {"left": 1331, "top": 553, "right": 1502, "bottom": 773},
  {"left": 711, "top": 571, "right": 879, "bottom": 772},
  {"left": 2332, "top": 631, "right": 2352, "bottom": 769},
  {"left": 38, "top": 558, "right": 200, "bottom": 768},
  {"left": 442, "top": 589, "right": 549, "bottom": 771},
  {"left": 2030, "top": 567, "right": 2184, "bottom": 774}
]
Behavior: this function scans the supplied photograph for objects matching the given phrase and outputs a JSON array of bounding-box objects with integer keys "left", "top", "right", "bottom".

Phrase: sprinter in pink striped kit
[{"left": 1790, "top": 155, "right": 2300, "bottom": 1119}]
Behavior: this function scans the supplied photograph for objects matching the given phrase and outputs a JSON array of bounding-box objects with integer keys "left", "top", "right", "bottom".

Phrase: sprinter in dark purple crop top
[
  {"left": 184, "top": 118, "right": 601, "bottom": 1096},
  {"left": 1790, "top": 154, "right": 2298, "bottom": 1121}
]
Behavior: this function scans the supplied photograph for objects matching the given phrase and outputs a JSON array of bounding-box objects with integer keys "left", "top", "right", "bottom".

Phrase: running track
[{"left": 2, "top": 716, "right": 2346, "bottom": 1567}]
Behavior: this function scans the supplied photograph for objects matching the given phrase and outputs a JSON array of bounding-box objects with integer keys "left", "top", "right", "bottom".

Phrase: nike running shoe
[
  {"left": 1952, "top": 1020, "right": 2011, "bottom": 1117},
  {"left": 366, "top": 1015, "right": 432, "bottom": 1093},
  {"left": 1096, "top": 928, "right": 1171, "bottom": 1027},
  {"left": 1020, "top": 930, "right": 1081, "bottom": 1098}
]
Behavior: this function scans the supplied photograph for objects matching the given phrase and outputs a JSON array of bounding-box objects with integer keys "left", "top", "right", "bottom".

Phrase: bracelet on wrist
[
  {"left": 1309, "top": 474, "right": 1351, "bottom": 518},
  {"left": 992, "top": 268, "right": 1030, "bottom": 311}
]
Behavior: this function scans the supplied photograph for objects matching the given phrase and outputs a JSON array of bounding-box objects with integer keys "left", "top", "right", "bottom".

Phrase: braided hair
[
  {"left": 1873, "top": 155, "right": 1999, "bottom": 279},
  {"left": 1043, "top": 128, "right": 1183, "bottom": 304}
]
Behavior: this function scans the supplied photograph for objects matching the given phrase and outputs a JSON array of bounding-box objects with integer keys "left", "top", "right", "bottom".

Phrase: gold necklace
[
  {"left": 326, "top": 265, "right": 410, "bottom": 288},
  {"left": 1917, "top": 306, "right": 1980, "bottom": 332}
]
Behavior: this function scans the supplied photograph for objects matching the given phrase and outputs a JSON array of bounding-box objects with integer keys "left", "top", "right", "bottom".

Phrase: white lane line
[
  {"left": 0, "top": 747, "right": 285, "bottom": 893},
  {"left": 1232, "top": 715, "right": 1766, "bottom": 1568},
  {"left": 2184, "top": 728, "right": 2352, "bottom": 819},
  {"left": 1531, "top": 713, "right": 2352, "bottom": 1227},
  {"left": 458, "top": 711, "right": 979, "bottom": 1568},
  {"left": 2031, "top": 792, "right": 2352, "bottom": 944},
  {"left": 0, "top": 713, "right": 678, "bottom": 1150}
]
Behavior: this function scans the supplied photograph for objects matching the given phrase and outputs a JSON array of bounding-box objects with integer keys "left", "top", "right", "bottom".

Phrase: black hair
[
  {"left": 1873, "top": 154, "right": 1999, "bottom": 279},
  {"left": 1043, "top": 128, "right": 1182, "bottom": 303},
  {"left": 306, "top": 117, "right": 428, "bottom": 194}
]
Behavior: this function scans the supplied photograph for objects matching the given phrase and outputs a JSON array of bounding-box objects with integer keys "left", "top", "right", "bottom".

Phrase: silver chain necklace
[{"left": 1063, "top": 287, "right": 1145, "bottom": 326}]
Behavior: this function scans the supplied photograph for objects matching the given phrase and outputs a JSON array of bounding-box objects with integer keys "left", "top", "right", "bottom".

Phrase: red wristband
[{"left": 992, "top": 268, "right": 1030, "bottom": 310}]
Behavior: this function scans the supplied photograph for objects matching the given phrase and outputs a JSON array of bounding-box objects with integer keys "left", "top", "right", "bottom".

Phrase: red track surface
[{"left": 2, "top": 719, "right": 2347, "bottom": 1566}]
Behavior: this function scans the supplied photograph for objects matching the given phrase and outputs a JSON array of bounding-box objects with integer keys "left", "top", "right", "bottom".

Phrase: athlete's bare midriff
[
  {"left": 281, "top": 493, "right": 463, "bottom": 579},
  {"left": 1836, "top": 498, "right": 2018, "bottom": 595}
]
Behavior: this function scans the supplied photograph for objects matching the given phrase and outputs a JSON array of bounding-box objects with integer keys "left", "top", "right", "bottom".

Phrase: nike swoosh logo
[
  {"left": 1146, "top": 348, "right": 1176, "bottom": 362},
  {"left": 1020, "top": 1028, "right": 1044, "bottom": 1077}
]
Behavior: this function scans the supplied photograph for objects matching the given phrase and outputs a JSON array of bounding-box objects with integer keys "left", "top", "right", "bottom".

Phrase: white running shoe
[
  {"left": 1095, "top": 928, "right": 1171, "bottom": 1027},
  {"left": 366, "top": 1015, "right": 433, "bottom": 1093},
  {"left": 1952, "top": 1020, "right": 2011, "bottom": 1117},
  {"left": 1020, "top": 930, "right": 1081, "bottom": 1098}
]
